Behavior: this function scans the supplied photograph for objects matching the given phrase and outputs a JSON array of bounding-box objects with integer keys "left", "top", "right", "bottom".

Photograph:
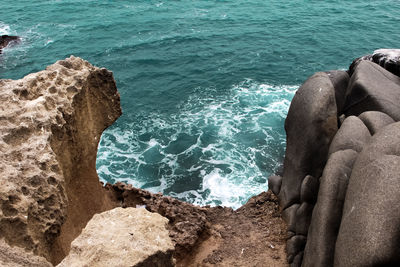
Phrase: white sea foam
[
  {"left": 0, "top": 22, "right": 11, "bottom": 35},
  {"left": 97, "top": 80, "right": 297, "bottom": 209}
]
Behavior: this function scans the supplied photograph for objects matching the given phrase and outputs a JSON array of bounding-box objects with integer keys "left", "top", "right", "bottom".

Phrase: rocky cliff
[
  {"left": 269, "top": 49, "right": 400, "bottom": 266},
  {"left": 0, "top": 56, "right": 287, "bottom": 266},
  {"left": 0, "top": 56, "right": 121, "bottom": 264}
]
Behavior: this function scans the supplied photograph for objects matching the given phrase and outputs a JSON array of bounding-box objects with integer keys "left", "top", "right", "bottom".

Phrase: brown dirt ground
[{"left": 106, "top": 183, "right": 288, "bottom": 267}]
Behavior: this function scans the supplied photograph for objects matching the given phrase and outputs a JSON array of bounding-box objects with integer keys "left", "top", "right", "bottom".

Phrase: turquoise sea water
[{"left": 1, "top": 1, "right": 400, "bottom": 208}]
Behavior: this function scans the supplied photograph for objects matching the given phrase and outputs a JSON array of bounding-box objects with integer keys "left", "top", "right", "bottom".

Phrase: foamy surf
[{"left": 97, "top": 80, "right": 297, "bottom": 209}]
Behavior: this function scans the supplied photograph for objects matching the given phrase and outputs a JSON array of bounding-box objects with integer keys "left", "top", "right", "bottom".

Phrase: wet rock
[
  {"left": 335, "top": 122, "right": 400, "bottom": 266},
  {"left": 300, "top": 175, "right": 319, "bottom": 204},
  {"left": 57, "top": 207, "right": 174, "bottom": 267},
  {"left": 268, "top": 175, "right": 282, "bottom": 196},
  {"left": 328, "top": 116, "right": 370, "bottom": 155},
  {"left": 280, "top": 72, "right": 337, "bottom": 209},
  {"left": 344, "top": 60, "right": 400, "bottom": 121},
  {"left": 0, "top": 35, "right": 20, "bottom": 53},
  {"left": 303, "top": 149, "right": 358, "bottom": 267},
  {"left": 358, "top": 111, "right": 395, "bottom": 135}
]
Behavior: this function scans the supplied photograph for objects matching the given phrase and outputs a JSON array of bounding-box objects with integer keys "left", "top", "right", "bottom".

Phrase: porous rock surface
[
  {"left": 57, "top": 207, "right": 174, "bottom": 267},
  {"left": 1, "top": 57, "right": 289, "bottom": 267},
  {"left": 0, "top": 239, "right": 52, "bottom": 267},
  {"left": 0, "top": 56, "right": 121, "bottom": 263}
]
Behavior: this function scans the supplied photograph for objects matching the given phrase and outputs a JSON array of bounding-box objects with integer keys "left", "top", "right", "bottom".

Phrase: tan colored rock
[
  {"left": 0, "top": 239, "right": 52, "bottom": 267},
  {"left": 58, "top": 207, "right": 174, "bottom": 267},
  {"left": 0, "top": 56, "right": 121, "bottom": 263}
]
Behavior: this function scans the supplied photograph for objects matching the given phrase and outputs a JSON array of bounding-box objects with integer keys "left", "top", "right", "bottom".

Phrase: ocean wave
[
  {"left": 0, "top": 22, "right": 11, "bottom": 35},
  {"left": 97, "top": 80, "right": 297, "bottom": 209}
]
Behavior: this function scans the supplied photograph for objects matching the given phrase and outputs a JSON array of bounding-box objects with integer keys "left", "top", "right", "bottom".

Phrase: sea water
[{"left": 1, "top": 0, "right": 399, "bottom": 209}]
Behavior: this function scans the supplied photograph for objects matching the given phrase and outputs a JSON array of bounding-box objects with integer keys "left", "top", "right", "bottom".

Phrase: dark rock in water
[
  {"left": 334, "top": 122, "right": 400, "bottom": 267},
  {"left": 268, "top": 175, "right": 282, "bottom": 196},
  {"left": 328, "top": 116, "right": 371, "bottom": 155},
  {"left": 358, "top": 111, "right": 395, "bottom": 135},
  {"left": 344, "top": 60, "right": 400, "bottom": 121},
  {"left": 300, "top": 175, "right": 319, "bottom": 204},
  {"left": 295, "top": 202, "right": 314, "bottom": 236},
  {"left": 0, "top": 35, "right": 21, "bottom": 53},
  {"left": 287, "top": 235, "right": 306, "bottom": 264},
  {"left": 325, "top": 70, "right": 349, "bottom": 115},
  {"left": 349, "top": 49, "right": 400, "bottom": 77},
  {"left": 279, "top": 72, "right": 337, "bottom": 209},
  {"left": 303, "top": 149, "right": 358, "bottom": 267}
]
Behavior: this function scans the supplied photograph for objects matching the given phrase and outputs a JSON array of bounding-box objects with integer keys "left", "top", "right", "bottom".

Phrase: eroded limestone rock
[
  {"left": 0, "top": 239, "right": 52, "bottom": 267},
  {"left": 58, "top": 207, "right": 174, "bottom": 267},
  {"left": 0, "top": 56, "right": 121, "bottom": 263}
]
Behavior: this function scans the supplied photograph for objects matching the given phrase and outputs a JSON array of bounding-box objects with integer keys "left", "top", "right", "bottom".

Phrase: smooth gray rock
[
  {"left": 300, "top": 175, "right": 319, "bottom": 204},
  {"left": 302, "top": 149, "right": 358, "bottom": 267},
  {"left": 349, "top": 49, "right": 400, "bottom": 77},
  {"left": 344, "top": 60, "right": 400, "bottom": 121},
  {"left": 280, "top": 72, "right": 337, "bottom": 209},
  {"left": 287, "top": 235, "right": 306, "bottom": 264},
  {"left": 295, "top": 202, "right": 314, "bottom": 236},
  {"left": 325, "top": 70, "right": 349, "bottom": 114},
  {"left": 328, "top": 116, "right": 370, "bottom": 155},
  {"left": 268, "top": 175, "right": 282, "bottom": 196},
  {"left": 358, "top": 111, "right": 395, "bottom": 135},
  {"left": 291, "top": 252, "right": 304, "bottom": 267},
  {"left": 282, "top": 204, "right": 300, "bottom": 233},
  {"left": 334, "top": 122, "right": 400, "bottom": 267}
]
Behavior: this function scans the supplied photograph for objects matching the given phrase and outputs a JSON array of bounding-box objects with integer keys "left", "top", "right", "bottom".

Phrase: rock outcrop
[
  {"left": 0, "top": 239, "right": 52, "bottom": 267},
  {"left": 0, "top": 35, "right": 20, "bottom": 53},
  {"left": 349, "top": 49, "right": 400, "bottom": 77},
  {"left": 1, "top": 57, "right": 288, "bottom": 267},
  {"left": 57, "top": 207, "right": 174, "bottom": 267},
  {"left": 0, "top": 56, "right": 121, "bottom": 264},
  {"left": 271, "top": 50, "right": 400, "bottom": 266}
]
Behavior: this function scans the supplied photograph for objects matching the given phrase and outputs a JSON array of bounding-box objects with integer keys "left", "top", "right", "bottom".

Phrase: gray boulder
[
  {"left": 328, "top": 116, "right": 370, "bottom": 155},
  {"left": 358, "top": 111, "right": 395, "bottom": 135},
  {"left": 349, "top": 49, "right": 400, "bottom": 77},
  {"left": 268, "top": 175, "right": 282, "bottom": 196},
  {"left": 295, "top": 202, "right": 314, "bottom": 236},
  {"left": 282, "top": 204, "right": 300, "bottom": 233},
  {"left": 300, "top": 175, "right": 319, "bottom": 204},
  {"left": 280, "top": 72, "right": 337, "bottom": 209},
  {"left": 343, "top": 60, "right": 400, "bottom": 121},
  {"left": 334, "top": 122, "right": 400, "bottom": 267},
  {"left": 287, "top": 235, "right": 306, "bottom": 264},
  {"left": 302, "top": 149, "right": 358, "bottom": 267},
  {"left": 325, "top": 70, "right": 349, "bottom": 114}
]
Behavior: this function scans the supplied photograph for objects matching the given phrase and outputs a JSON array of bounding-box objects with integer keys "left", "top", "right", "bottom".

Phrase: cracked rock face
[
  {"left": 57, "top": 207, "right": 174, "bottom": 267},
  {"left": 0, "top": 56, "right": 121, "bottom": 263}
]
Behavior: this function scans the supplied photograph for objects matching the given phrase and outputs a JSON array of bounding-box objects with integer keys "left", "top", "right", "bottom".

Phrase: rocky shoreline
[
  {"left": 0, "top": 56, "right": 286, "bottom": 266},
  {"left": 1, "top": 50, "right": 399, "bottom": 266},
  {"left": 269, "top": 49, "right": 400, "bottom": 266}
]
